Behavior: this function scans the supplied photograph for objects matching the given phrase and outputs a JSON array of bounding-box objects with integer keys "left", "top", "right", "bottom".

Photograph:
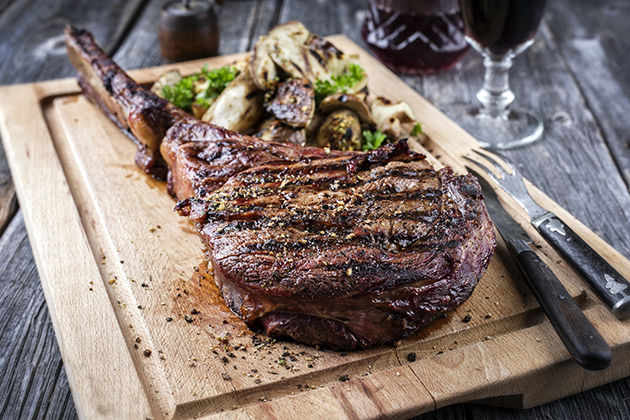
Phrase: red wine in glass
[
  {"left": 362, "top": 0, "right": 469, "bottom": 75},
  {"left": 448, "top": 0, "right": 547, "bottom": 149},
  {"left": 460, "top": 0, "right": 546, "bottom": 56}
]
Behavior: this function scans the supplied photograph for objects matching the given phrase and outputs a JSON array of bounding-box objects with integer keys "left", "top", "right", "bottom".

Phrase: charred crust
[{"left": 186, "top": 143, "right": 495, "bottom": 307}]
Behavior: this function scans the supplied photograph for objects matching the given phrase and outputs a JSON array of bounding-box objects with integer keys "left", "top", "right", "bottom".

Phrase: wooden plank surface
[
  {"left": 0, "top": 212, "right": 75, "bottom": 420},
  {"left": 547, "top": 0, "right": 630, "bottom": 186},
  {"left": 0, "top": 81, "right": 152, "bottom": 419},
  {"left": 2, "top": 37, "right": 630, "bottom": 419},
  {"left": 0, "top": 0, "right": 146, "bottom": 236},
  {"left": 1, "top": 1, "right": 630, "bottom": 419},
  {"left": 0, "top": 142, "right": 17, "bottom": 237},
  {"left": 0, "top": 1, "right": 148, "bottom": 419}
]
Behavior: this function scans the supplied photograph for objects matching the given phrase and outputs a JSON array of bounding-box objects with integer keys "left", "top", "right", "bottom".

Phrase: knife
[
  {"left": 466, "top": 150, "right": 630, "bottom": 320},
  {"left": 468, "top": 168, "right": 612, "bottom": 371}
]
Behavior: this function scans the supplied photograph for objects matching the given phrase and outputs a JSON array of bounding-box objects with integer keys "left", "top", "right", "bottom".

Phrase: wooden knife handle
[
  {"left": 507, "top": 238, "right": 612, "bottom": 371},
  {"left": 535, "top": 215, "right": 630, "bottom": 320}
]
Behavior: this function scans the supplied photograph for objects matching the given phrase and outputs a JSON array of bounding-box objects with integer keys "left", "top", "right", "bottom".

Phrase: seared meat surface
[
  {"left": 161, "top": 119, "right": 356, "bottom": 200},
  {"left": 65, "top": 26, "right": 496, "bottom": 349},
  {"left": 176, "top": 140, "right": 495, "bottom": 349}
]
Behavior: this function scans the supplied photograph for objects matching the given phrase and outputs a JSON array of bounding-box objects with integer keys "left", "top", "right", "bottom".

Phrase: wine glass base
[{"left": 445, "top": 106, "right": 544, "bottom": 149}]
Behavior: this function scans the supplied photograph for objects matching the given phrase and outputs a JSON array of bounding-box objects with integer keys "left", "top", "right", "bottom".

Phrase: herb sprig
[
  {"left": 410, "top": 122, "right": 422, "bottom": 137},
  {"left": 362, "top": 130, "right": 387, "bottom": 151},
  {"left": 196, "top": 65, "right": 239, "bottom": 108},
  {"left": 314, "top": 63, "right": 366, "bottom": 104},
  {"left": 162, "top": 76, "right": 197, "bottom": 112},
  {"left": 161, "top": 65, "right": 239, "bottom": 113}
]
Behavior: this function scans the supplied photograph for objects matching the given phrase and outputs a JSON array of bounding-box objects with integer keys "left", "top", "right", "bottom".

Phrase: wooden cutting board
[{"left": 1, "top": 36, "right": 630, "bottom": 420}]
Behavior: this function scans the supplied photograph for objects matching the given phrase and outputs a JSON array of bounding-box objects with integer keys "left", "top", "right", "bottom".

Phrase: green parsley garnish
[
  {"left": 196, "top": 65, "right": 238, "bottom": 108},
  {"left": 161, "top": 65, "right": 239, "bottom": 113},
  {"left": 314, "top": 63, "right": 366, "bottom": 104},
  {"left": 314, "top": 79, "right": 337, "bottom": 104},
  {"left": 362, "top": 130, "right": 387, "bottom": 151},
  {"left": 410, "top": 122, "right": 422, "bottom": 136},
  {"left": 162, "top": 76, "right": 197, "bottom": 112}
]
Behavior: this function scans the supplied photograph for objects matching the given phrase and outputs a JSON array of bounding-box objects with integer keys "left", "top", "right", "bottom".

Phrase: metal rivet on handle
[
  {"left": 546, "top": 218, "right": 566, "bottom": 236},
  {"left": 605, "top": 274, "right": 628, "bottom": 295}
]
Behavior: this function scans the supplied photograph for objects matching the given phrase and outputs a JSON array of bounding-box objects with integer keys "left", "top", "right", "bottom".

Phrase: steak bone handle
[
  {"left": 508, "top": 238, "right": 612, "bottom": 371},
  {"left": 534, "top": 214, "right": 630, "bottom": 320}
]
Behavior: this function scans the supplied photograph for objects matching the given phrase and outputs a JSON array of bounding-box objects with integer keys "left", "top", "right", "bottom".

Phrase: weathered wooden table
[{"left": 1, "top": 0, "right": 629, "bottom": 419}]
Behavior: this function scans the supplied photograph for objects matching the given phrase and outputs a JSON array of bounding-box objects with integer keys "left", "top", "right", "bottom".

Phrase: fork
[{"left": 464, "top": 149, "right": 630, "bottom": 320}]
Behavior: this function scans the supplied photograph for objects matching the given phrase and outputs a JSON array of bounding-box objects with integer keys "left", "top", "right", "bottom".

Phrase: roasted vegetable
[
  {"left": 316, "top": 109, "right": 362, "bottom": 151},
  {"left": 201, "top": 69, "right": 264, "bottom": 132},
  {"left": 151, "top": 70, "right": 183, "bottom": 98},
  {"left": 264, "top": 78, "right": 315, "bottom": 128},
  {"left": 250, "top": 21, "right": 367, "bottom": 94},
  {"left": 195, "top": 65, "right": 240, "bottom": 108},
  {"left": 153, "top": 65, "right": 239, "bottom": 114},
  {"left": 156, "top": 71, "right": 196, "bottom": 112},
  {"left": 152, "top": 21, "right": 422, "bottom": 150},
  {"left": 318, "top": 92, "right": 375, "bottom": 125},
  {"left": 250, "top": 21, "right": 311, "bottom": 90},
  {"left": 314, "top": 63, "right": 367, "bottom": 104},
  {"left": 304, "top": 112, "right": 327, "bottom": 145},
  {"left": 370, "top": 97, "right": 418, "bottom": 139}
]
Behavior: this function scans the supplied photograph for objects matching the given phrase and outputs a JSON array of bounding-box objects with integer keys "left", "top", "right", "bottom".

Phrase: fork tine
[
  {"left": 474, "top": 148, "right": 516, "bottom": 173},
  {"left": 462, "top": 155, "right": 502, "bottom": 183}
]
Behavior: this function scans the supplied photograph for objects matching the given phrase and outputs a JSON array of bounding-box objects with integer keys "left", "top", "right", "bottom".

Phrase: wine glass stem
[{"left": 477, "top": 55, "right": 515, "bottom": 118}]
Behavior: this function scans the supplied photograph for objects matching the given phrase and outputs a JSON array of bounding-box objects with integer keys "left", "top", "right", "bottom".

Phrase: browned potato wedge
[
  {"left": 151, "top": 70, "right": 182, "bottom": 97},
  {"left": 202, "top": 68, "right": 263, "bottom": 132},
  {"left": 264, "top": 78, "right": 315, "bottom": 128},
  {"left": 191, "top": 103, "right": 208, "bottom": 119}
]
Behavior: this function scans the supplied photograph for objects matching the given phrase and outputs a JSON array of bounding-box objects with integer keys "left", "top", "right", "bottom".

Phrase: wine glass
[{"left": 448, "top": 0, "right": 547, "bottom": 149}]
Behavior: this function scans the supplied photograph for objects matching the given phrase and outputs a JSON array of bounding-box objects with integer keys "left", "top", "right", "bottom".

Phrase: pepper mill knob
[{"left": 158, "top": 0, "right": 219, "bottom": 62}]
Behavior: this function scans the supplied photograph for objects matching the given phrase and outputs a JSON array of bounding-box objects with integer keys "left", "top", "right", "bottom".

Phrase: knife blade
[
  {"left": 467, "top": 150, "right": 630, "bottom": 320},
  {"left": 469, "top": 168, "right": 612, "bottom": 371}
]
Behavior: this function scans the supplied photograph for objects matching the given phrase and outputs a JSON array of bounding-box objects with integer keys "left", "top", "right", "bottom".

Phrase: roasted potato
[{"left": 202, "top": 68, "right": 264, "bottom": 133}]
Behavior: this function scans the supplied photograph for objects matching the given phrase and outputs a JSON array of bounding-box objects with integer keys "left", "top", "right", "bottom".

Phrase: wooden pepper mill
[{"left": 158, "top": 0, "right": 220, "bottom": 62}]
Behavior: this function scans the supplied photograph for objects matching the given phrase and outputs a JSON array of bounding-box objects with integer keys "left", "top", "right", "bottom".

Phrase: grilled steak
[
  {"left": 176, "top": 140, "right": 495, "bottom": 349},
  {"left": 65, "top": 27, "right": 496, "bottom": 349},
  {"left": 161, "top": 119, "right": 356, "bottom": 200}
]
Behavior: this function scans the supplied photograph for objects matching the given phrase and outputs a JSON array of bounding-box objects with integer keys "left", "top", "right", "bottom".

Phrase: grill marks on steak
[
  {"left": 161, "top": 119, "right": 357, "bottom": 200},
  {"left": 176, "top": 141, "right": 496, "bottom": 348}
]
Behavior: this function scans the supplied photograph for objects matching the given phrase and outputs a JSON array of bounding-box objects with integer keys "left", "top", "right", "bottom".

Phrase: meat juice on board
[
  {"left": 361, "top": 0, "right": 469, "bottom": 75},
  {"left": 459, "top": 0, "right": 547, "bottom": 56}
]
